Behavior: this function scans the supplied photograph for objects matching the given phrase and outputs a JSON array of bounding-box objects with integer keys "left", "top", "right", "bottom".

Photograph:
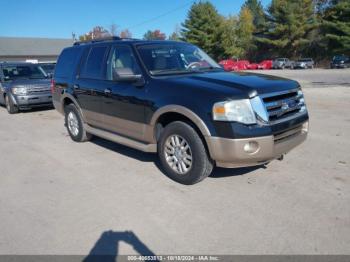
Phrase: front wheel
[
  {"left": 5, "top": 95, "right": 19, "bottom": 114},
  {"left": 158, "top": 121, "right": 213, "bottom": 185},
  {"left": 64, "top": 104, "right": 92, "bottom": 142}
]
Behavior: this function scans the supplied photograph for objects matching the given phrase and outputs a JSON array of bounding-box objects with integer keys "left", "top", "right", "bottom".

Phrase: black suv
[
  {"left": 52, "top": 37, "right": 309, "bottom": 185},
  {"left": 330, "top": 55, "right": 350, "bottom": 69}
]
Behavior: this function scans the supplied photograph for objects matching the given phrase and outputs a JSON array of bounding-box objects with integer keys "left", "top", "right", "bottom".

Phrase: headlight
[
  {"left": 213, "top": 99, "right": 256, "bottom": 124},
  {"left": 12, "top": 87, "right": 28, "bottom": 95}
]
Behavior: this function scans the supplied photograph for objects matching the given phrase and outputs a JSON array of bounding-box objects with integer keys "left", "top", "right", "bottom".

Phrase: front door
[
  {"left": 102, "top": 44, "right": 147, "bottom": 141},
  {"left": 74, "top": 45, "right": 109, "bottom": 127}
]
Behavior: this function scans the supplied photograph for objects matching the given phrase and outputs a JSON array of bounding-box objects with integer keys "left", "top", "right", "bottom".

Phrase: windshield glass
[
  {"left": 2, "top": 64, "right": 47, "bottom": 81},
  {"left": 298, "top": 59, "right": 311, "bottom": 62},
  {"left": 40, "top": 64, "right": 55, "bottom": 74},
  {"left": 333, "top": 55, "right": 348, "bottom": 62},
  {"left": 136, "top": 43, "right": 222, "bottom": 76}
]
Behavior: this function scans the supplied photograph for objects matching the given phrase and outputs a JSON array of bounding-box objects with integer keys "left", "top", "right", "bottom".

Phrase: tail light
[{"left": 50, "top": 79, "right": 55, "bottom": 93}]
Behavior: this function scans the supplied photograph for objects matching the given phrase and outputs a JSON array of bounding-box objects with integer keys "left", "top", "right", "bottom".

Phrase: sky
[{"left": 0, "top": 0, "right": 270, "bottom": 39}]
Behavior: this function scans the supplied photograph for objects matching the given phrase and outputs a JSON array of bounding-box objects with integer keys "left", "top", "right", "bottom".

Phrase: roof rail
[{"left": 73, "top": 36, "right": 139, "bottom": 46}]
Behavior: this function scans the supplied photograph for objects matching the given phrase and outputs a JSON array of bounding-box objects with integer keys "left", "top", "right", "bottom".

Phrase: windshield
[
  {"left": 333, "top": 55, "right": 348, "bottom": 62},
  {"left": 40, "top": 64, "right": 55, "bottom": 74},
  {"left": 298, "top": 59, "right": 311, "bottom": 62},
  {"left": 2, "top": 65, "right": 47, "bottom": 81},
  {"left": 136, "top": 43, "right": 222, "bottom": 76}
]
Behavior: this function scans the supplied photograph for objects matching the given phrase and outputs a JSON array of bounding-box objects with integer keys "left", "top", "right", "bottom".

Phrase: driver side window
[{"left": 107, "top": 45, "right": 141, "bottom": 81}]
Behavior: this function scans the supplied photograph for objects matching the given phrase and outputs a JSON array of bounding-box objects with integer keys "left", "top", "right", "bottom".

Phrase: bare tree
[
  {"left": 110, "top": 23, "right": 118, "bottom": 36},
  {"left": 120, "top": 29, "right": 132, "bottom": 38}
]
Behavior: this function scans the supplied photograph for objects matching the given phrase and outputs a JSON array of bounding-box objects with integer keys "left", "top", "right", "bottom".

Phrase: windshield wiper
[
  {"left": 196, "top": 66, "right": 223, "bottom": 71},
  {"left": 151, "top": 69, "right": 200, "bottom": 76}
]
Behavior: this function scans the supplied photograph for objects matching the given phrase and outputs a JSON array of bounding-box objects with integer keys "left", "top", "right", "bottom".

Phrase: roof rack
[{"left": 73, "top": 36, "right": 139, "bottom": 46}]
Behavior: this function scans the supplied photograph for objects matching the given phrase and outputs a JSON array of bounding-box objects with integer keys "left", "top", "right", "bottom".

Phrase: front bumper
[
  {"left": 13, "top": 93, "right": 53, "bottom": 109},
  {"left": 206, "top": 122, "right": 308, "bottom": 168},
  {"left": 331, "top": 63, "right": 348, "bottom": 68}
]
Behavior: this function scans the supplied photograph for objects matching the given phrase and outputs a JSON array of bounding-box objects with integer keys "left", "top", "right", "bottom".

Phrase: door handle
[
  {"left": 73, "top": 84, "right": 80, "bottom": 90},
  {"left": 104, "top": 88, "right": 111, "bottom": 95}
]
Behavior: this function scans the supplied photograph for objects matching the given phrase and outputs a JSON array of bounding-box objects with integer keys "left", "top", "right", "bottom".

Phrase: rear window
[
  {"left": 80, "top": 46, "right": 109, "bottom": 79},
  {"left": 55, "top": 47, "right": 83, "bottom": 78}
]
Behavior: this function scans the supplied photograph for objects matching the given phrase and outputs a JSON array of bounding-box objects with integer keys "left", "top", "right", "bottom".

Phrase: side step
[{"left": 85, "top": 124, "right": 157, "bottom": 153}]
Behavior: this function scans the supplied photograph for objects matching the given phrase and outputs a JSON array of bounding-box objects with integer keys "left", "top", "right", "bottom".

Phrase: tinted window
[
  {"left": 55, "top": 47, "right": 83, "bottom": 78},
  {"left": 81, "top": 46, "right": 109, "bottom": 79},
  {"left": 107, "top": 45, "right": 141, "bottom": 80}
]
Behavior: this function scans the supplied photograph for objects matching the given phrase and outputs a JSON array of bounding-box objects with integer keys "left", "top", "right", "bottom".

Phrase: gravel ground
[{"left": 0, "top": 69, "right": 349, "bottom": 256}]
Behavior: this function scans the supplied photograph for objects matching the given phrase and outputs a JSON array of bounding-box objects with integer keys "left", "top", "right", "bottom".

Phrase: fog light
[
  {"left": 244, "top": 141, "right": 259, "bottom": 154},
  {"left": 302, "top": 121, "right": 309, "bottom": 132}
]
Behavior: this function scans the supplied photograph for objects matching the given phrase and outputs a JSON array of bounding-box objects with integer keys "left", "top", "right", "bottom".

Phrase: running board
[{"left": 85, "top": 124, "right": 157, "bottom": 153}]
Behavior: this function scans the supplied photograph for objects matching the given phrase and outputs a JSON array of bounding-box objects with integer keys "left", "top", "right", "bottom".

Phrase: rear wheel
[
  {"left": 158, "top": 121, "right": 213, "bottom": 185},
  {"left": 5, "top": 95, "right": 19, "bottom": 114},
  {"left": 64, "top": 104, "right": 92, "bottom": 142}
]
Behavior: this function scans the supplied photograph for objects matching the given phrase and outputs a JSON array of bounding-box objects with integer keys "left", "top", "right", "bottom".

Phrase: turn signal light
[{"left": 213, "top": 106, "right": 225, "bottom": 114}]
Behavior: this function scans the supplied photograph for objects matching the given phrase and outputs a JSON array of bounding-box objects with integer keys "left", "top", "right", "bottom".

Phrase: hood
[
  {"left": 166, "top": 71, "right": 299, "bottom": 97},
  {"left": 3, "top": 78, "right": 50, "bottom": 89}
]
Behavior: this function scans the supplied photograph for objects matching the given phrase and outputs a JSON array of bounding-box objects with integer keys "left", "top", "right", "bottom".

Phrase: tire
[
  {"left": 64, "top": 103, "right": 92, "bottom": 142},
  {"left": 5, "top": 94, "right": 19, "bottom": 114},
  {"left": 158, "top": 121, "right": 214, "bottom": 185}
]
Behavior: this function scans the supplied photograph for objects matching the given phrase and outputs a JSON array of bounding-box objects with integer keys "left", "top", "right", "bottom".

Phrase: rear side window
[
  {"left": 80, "top": 46, "right": 109, "bottom": 79},
  {"left": 55, "top": 47, "right": 83, "bottom": 78}
]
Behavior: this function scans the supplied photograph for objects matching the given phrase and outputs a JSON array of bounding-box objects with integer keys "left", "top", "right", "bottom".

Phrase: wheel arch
[
  {"left": 60, "top": 94, "right": 87, "bottom": 122},
  {"left": 149, "top": 105, "right": 211, "bottom": 147}
]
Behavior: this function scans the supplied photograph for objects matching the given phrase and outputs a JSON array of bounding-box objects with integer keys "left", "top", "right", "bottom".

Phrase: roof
[
  {"left": 0, "top": 62, "right": 36, "bottom": 67},
  {"left": 0, "top": 37, "right": 74, "bottom": 56}
]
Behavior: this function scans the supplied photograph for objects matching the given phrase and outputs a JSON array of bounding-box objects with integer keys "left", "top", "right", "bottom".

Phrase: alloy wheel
[{"left": 164, "top": 134, "right": 193, "bottom": 175}]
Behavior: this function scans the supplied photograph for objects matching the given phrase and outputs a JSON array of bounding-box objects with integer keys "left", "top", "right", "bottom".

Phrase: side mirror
[{"left": 113, "top": 68, "right": 143, "bottom": 83}]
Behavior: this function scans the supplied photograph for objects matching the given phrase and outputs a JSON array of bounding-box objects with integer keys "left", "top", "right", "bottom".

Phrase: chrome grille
[
  {"left": 261, "top": 89, "right": 306, "bottom": 123},
  {"left": 26, "top": 84, "right": 50, "bottom": 94}
]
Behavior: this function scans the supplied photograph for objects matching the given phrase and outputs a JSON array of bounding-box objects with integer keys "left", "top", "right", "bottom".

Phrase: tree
[
  {"left": 220, "top": 16, "right": 242, "bottom": 58},
  {"left": 143, "top": 30, "right": 166, "bottom": 40},
  {"left": 169, "top": 25, "right": 181, "bottom": 41},
  {"left": 109, "top": 23, "right": 118, "bottom": 36},
  {"left": 243, "top": 0, "right": 266, "bottom": 32},
  {"left": 181, "top": 1, "right": 223, "bottom": 58},
  {"left": 79, "top": 26, "right": 111, "bottom": 41},
  {"left": 120, "top": 29, "right": 132, "bottom": 39},
  {"left": 237, "top": 7, "right": 255, "bottom": 57},
  {"left": 256, "top": 0, "right": 318, "bottom": 58},
  {"left": 322, "top": 0, "right": 350, "bottom": 55}
]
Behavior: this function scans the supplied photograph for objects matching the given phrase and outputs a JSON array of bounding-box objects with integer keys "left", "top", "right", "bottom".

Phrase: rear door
[{"left": 74, "top": 45, "right": 110, "bottom": 127}]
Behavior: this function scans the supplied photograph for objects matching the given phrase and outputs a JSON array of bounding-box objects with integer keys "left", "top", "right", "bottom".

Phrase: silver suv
[
  {"left": 0, "top": 62, "right": 52, "bottom": 114},
  {"left": 272, "top": 58, "right": 295, "bottom": 69}
]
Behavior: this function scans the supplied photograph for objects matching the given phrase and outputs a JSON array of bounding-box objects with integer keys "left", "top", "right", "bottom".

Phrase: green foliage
[
  {"left": 243, "top": 0, "right": 266, "bottom": 32},
  {"left": 219, "top": 7, "right": 255, "bottom": 59},
  {"left": 220, "top": 16, "right": 242, "bottom": 58},
  {"left": 322, "top": 0, "right": 350, "bottom": 55},
  {"left": 181, "top": 1, "right": 223, "bottom": 58},
  {"left": 256, "top": 0, "right": 317, "bottom": 58}
]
